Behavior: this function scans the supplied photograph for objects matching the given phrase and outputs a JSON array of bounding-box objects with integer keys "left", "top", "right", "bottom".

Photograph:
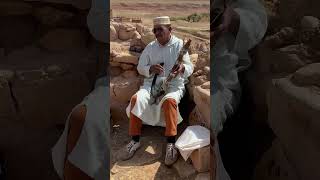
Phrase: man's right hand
[{"left": 149, "top": 64, "right": 164, "bottom": 75}]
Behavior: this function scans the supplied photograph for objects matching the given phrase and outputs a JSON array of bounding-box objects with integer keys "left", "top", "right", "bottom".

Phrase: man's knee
[
  {"left": 130, "top": 95, "right": 137, "bottom": 104},
  {"left": 130, "top": 95, "right": 138, "bottom": 109},
  {"left": 162, "top": 98, "right": 177, "bottom": 110},
  {"left": 67, "top": 105, "right": 87, "bottom": 154},
  {"left": 69, "top": 105, "right": 87, "bottom": 127}
]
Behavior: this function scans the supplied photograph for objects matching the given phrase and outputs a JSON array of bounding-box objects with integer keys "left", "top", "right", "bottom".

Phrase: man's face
[{"left": 153, "top": 25, "right": 171, "bottom": 45}]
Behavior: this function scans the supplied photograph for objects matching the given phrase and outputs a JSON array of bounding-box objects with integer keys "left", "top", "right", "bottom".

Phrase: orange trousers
[
  {"left": 129, "top": 95, "right": 178, "bottom": 137},
  {"left": 63, "top": 105, "right": 93, "bottom": 180}
]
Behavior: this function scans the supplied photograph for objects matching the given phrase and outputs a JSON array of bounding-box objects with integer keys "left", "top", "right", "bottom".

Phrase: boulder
[
  {"left": 141, "top": 32, "right": 155, "bottom": 46},
  {"left": 120, "top": 63, "right": 134, "bottom": 71},
  {"left": 193, "top": 86, "right": 210, "bottom": 128},
  {"left": 0, "top": 15, "right": 36, "bottom": 49},
  {"left": 110, "top": 25, "right": 118, "bottom": 41},
  {"left": 110, "top": 76, "right": 141, "bottom": 104},
  {"left": 12, "top": 72, "right": 91, "bottom": 128},
  {"left": 110, "top": 66, "right": 122, "bottom": 77},
  {"left": 301, "top": 16, "right": 320, "bottom": 30},
  {"left": 122, "top": 70, "right": 137, "bottom": 78},
  {"left": 267, "top": 77, "right": 320, "bottom": 179},
  {"left": 113, "top": 52, "right": 139, "bottom": 65},
  {"left": 39, "top": 29, "right": 87, "bottom": 52},
  {"left": 32, "top": 6, "right": 74, "bottom": 26},
  {"left": 291, "top": 63, "right": 320, "bottom": 87},
  {"left": 190, "top": 146, "right": 210, "bottom": 173},
  {"left": 135, "top": 23, "right": 145, "bottom": 35}
]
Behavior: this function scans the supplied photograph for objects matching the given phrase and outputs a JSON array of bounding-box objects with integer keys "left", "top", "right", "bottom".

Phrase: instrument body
[{"left": 150, "top": 39, "right": 192, "bottom": 104}]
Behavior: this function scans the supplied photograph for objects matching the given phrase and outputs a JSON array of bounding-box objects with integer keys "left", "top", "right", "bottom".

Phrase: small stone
[
  {"left": 190, "top": 54, "right": 199, "bottom": 66},
  {"left": 132, "top": 31, "right": 141, "bottom": 40},
  {"left": 173, "top": 157, "right": 196, "bottom": 178},
  {"left": 195, "top": 172, "right": 210, "bottom": 180},
  {"left": 135, "top": 23, "right": 144, "bottom": 35},
  {"left": 203, "top": 66, "right": 210, "bottom": 74},
  {"left": 199, "top": 43, "right": 208, "bottom": 52}
]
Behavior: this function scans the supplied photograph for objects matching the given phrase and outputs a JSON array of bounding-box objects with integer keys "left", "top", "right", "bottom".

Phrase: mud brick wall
[{"left": 0, "top": 1, "right": 106, "bottom": 179}]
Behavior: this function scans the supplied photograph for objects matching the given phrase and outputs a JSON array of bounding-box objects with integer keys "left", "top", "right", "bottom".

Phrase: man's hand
[
  {"left": 150, "top": 64, "right": 164, "bottom": 75},
  {"left": 172, "top": 64, "right": 185, "bottom": 77}
]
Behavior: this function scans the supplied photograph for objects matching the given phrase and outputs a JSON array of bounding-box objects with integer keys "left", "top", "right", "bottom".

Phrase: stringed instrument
[{"left": 150, "top": 39, "right": 192, "bottom": 104}]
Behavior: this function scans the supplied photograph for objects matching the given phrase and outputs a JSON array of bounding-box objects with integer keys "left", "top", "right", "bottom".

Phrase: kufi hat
[{"left": 153, "top": 16, "right": 171, "bottom": 25}]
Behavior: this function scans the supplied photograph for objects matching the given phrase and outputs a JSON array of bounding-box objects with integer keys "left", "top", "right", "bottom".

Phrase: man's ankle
[
  {"left": 132, "top": 135, "right": 140, "bottom": 142},
  {"left": 167, "top": 136, "right": 176, "bottom": 143}
]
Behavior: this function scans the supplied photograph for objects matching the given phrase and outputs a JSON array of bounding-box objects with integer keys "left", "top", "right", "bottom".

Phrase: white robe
[
  {"left": 51, "top": 76, "right": 109, "bottom": 180},
  {"left": 52, "top": 0, "right": 110, "bottom": 179},
  {"left": 126, "top": 35, "right": 194, "bottom": 127},
  {"left": 212, "top": 0, "right": 268, "bottom": 179}
]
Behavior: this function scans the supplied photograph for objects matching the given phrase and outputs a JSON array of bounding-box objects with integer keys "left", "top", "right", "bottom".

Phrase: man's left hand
[{"left": 172, "top": 64, "right": 185, "bottom": 77}]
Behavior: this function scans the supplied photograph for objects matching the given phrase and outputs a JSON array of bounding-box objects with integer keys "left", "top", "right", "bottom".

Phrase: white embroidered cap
[{"left": 153, "top": 16, "right": 171, "bottom": 25}]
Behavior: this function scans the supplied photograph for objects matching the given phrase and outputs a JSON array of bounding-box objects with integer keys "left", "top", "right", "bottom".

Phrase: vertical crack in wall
[{"left": 7, "top": 81, "right": 20, "bottom": 114}]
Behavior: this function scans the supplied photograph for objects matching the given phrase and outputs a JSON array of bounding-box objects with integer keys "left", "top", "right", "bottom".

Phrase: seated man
[
  {"left": 122, "top": 16, "right": 194, "bottom": 166},
  {"left": 51, "top": 0, "right": 109, "bottom": 179},
  {"left": 210, "top": 0, "right": 268, "bottom": 179}
]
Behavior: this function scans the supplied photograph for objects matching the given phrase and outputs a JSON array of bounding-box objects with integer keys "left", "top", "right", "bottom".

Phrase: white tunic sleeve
[
  {"left": 233, "top": 0, "right": 268, "bottom": 59},
  {"left": 137, "top": 45, "right": 152, "bottom": 78},
  {"left": 182, "top": 52, "right": 194, "bottom": 78}
]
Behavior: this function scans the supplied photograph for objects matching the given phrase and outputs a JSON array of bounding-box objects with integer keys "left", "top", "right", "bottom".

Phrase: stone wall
[
  {"left": 0, "top": 1, "right": 105, "bottom": 179},
  {"left": 251, "top": 4, "right": 320, "bottom": 179}
]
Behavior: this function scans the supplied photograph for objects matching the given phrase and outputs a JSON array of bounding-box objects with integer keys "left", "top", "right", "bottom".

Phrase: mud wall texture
[
  {"left": 0, "top": 1, "right": 106, "bottom": 179},
  {"left": 251, "top": 1, "right": 320, "bottom": 179}
]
